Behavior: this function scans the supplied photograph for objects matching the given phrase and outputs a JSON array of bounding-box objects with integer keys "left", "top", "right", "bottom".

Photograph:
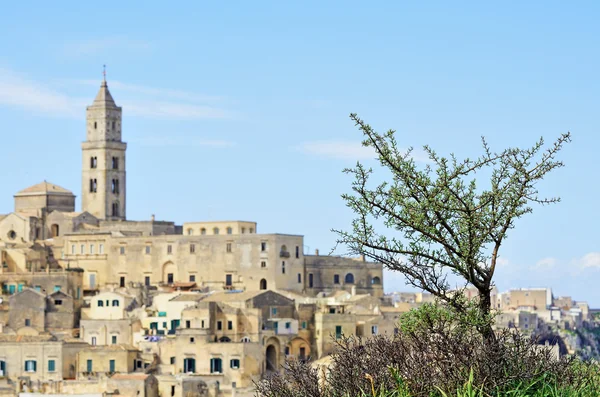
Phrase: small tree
[{"left": 335, "top": 114, "right": 571, "bottom": 340}]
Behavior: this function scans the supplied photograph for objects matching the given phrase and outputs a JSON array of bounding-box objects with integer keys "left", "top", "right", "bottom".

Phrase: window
[
  {"left": 91, "top": 337, "right": 97, "bottom": 346},
  {"left": 371, "top": 325, "right": 378, "bottom": 335},
  {"left": 271, "top": 307, "right": 278, "bottom": 316},
  {"left": 111, "top": 179, "right": 119, "bottom": 194},
  {"left": 112, "top": 300, "right": 119, "bottom": 307},
  {"left": 187, "top": 228, "right": 193, "bottom": 235},
  {"left": 90, "top": 244, "right": 95, "bottom": 254},
  {"left": 190, "top": 244, "right": 195, "bottom": 253},
  {"left": 119, "top": 246, "right": 125, "bottom": 255},
  {"left": 25, "top": 319, "right": 31, "bottom": 327},
  {"left": 145, "top": 276, "right": 150, "bottom": 286},
  {"left": 213, "top": 227, "right": 219, "bottom": 235},
  {"left": 119, "top": 276, "right": 125, "bottom": 288},
  {"left": 241, "top": 337, "right": 251, "bottom": 343},
  {"left": 25, "top": 360, "right": 37, "bottom": 372},
  {"left": 48, "top": 359, "right": 56, "bottom": 372},
  {"left": 186, "top": 320, "right": 191, "bottom": 328},
  {"left": 261, "top": 242, "right": 267, "bottom": 252},
  {"left": 334, "top": 274, "right": 340, "bottom": 284},
  {"left": 210, "top": 358, "right": 222, "bottom": 374},
  {"left": 189, "top": 275, "right": 196, "bottom": 282},
  {"left": 302, "top": 321, "right": 307, "bottom": 329},
  {"left": 285, "top": 347, "right": 290, "bottom": 355},
  {"left": 54, "top": 285, "right": 61, "bottom": 292},
  {"left": 225, "top": 274, "right": 232, "bottom": 286},
  {"left": 261, "top": 261, "right": 267, "bottom": 268},
  {"left": 260, "top": 279, "right": 267, "bottom": 290},
  {"left": 297, "top": 273, "right": 302, "bottom": 283},
  {"left": 89, "top": 178, "right": 97, "bottom": 193},
  {"left": 335, "top": 325, "right": 343, "bottom": 339},
  {"left": 55, "top": 300, "right": 63, "bottom": 306},
  {"left": 282, "top": 261, "right": 286, "bottom": 274},
  {"left": 112, "top": 335, "right": 117, "bottom": 344},
  {"left": 249, "top": 228, "right": 254, "bottom": 233},
  {"left": 94, "top": 121, "right": 97, "bottom": 129},
  {"left": 71, "top": 244, "right": 76, "bottom": 255},
  {"left": 345, "top": 273, "right": 355, "bottom": 284},
  {"left": 80, "top": 244, "right": 85, "bottom": 254},
  {"left": 227, "top": 227, "right": 233, "bottom": 235},
  {"left": 167, "top": 245, "right": 172, "bottom": 254},
  {"left": 170, "top": 357, "right": 175, "bottom": 365},
  {"left": 112, "top": 121, "right": 116, "bottom": 130},
  {"left": 109, "top": 359, "right": 115, "bottom": 372},
  {"left": 183, "top": 358, "right": 196, "bottom": 373},
  {"left": 241, "top": 227, "right": 246, "bottom": 234},
  {"left": 90, "top": 156, "right": 97, "bottom": 169},
  {"left": 98, "top": 300, "right": 104, "bottom": 307},
  {"left": 309, "top": 273, "right": 314, "bottom": 288},
  {"left": 201, "top": 228, "right": 206, "bottom": 235},
  {"left": 228, "top": 321, "right": 233, "bottom": 330},
  {"left": 190, "top": 337, "right": 195, "bottom": 343},
  {"left": 285, "top": 322, "right": 291, "bottom": 329},
  {"left": 112, "top": 202, "right": 119, "bottom": 217},
  {"left": 371, "top": 276, "right": 381, "bottom": 285},
  {"left": 296, "top": 246, "right": 300, "bottom": 258},
  {"left": 226, "top": 242, "right": 232, "bottom": 253},
  {"left": 99, "top": 244, "right": 104, "bottom": 254},
  {"left": 112, "top": 157, "right": 119, "bottom": 170},
  {"left": 145, "top": 246, "right": 151, "bottom": 254},
  {"left": 230, "top": 359, "right": 240, "bottom": 369},
  {"left": 329, "top": 307, "right": 336, "bottom": 314},
  {"left": 217, "top": 321, "right": 223, "bottom": 330},
  {"left": 167, "top": 273, "right": 174, "bottom": 284},
  {"left": 86, "top": 359, "right": 93, "bottom": 372}
]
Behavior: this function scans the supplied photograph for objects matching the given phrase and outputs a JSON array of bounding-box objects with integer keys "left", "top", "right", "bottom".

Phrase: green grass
[{"left": 355, "top": 368, "right": 600, "bottom": 397}]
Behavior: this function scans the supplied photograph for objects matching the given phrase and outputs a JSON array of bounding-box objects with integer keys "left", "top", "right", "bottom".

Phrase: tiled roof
[{"left": 16, "top": 181, "right": 73, "bottom": 196}]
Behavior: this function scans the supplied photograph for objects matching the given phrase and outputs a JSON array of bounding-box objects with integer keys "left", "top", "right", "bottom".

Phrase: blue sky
[{"left": 1, "top": 2, "right": 599, "bottom": 304}]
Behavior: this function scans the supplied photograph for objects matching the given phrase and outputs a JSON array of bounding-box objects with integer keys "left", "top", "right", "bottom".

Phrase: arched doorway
[
  {"left": 266, "top": 345, "right": 278, "bottom": 372},
  {"left": 260, "top": 279, "right": 267, "bottom": 290},
  {"left": 51, "top": 224, "right": 60, "bottom": 238},
  {"left": 162, "top": 262, "right": 177, "bottom": 284}
]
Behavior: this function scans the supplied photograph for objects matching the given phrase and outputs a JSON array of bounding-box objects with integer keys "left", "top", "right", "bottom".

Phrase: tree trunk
[{"left": 477, "top": 288, "right": 496, "bottom": 344}]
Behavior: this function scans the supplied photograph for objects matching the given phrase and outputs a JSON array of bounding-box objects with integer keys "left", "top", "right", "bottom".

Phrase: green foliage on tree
[{"left": 335, "top": 114, "right": 571, "bottom": 339}]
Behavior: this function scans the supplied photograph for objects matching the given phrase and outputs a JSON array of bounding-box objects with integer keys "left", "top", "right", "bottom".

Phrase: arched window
[
  {"left": 91, "top": 336, "right": 97, "bottom": 346},
  {"left": 201, "top": 228, "right": 206, "bottom": 235},
  {"left": 187, "top": 229, "right": 193, "bottom": 236},
  {"left": 240, "top": 337, "right": 251, "bottom": 343},
  {"left": 112, "top": 300, "right": 119, "bottom": 307},
  {"left": 226, "top": 227, "right": 233, "bottom": 235},
  {"left": 213, "top": 228, "right": 219, "bottom": 235},
  {"left": 371, "top": 276, "right": 381, "bottom": 285},
  {"left": 97, "top": 300, "right": 104, "bottom": 307},
  {"left": 259, "top": 279, "right": 267, "bottom": 290},
  {"left": 112, "top": 202, "right": 119, "bottom": 217},
  {"left": 345, "top": 273, "right": 354, "bottom": 284},
  {"left": 219, "top": 336, "right": 231, "bottom": 343},
  {"left": 51, "top": 224, "right": 60, "bottom": 238}
]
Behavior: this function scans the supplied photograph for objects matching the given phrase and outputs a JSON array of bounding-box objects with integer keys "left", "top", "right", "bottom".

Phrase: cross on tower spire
[{"left": 102, "top": 64, "right": 106, "bottom": 82}]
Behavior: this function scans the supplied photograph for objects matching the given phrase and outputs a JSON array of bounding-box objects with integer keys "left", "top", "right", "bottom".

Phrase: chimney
[{"left": 315, "top": 249, "right": 319, "bottom": 256}]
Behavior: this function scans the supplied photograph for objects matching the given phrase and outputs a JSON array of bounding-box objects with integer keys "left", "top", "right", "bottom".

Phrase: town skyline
[{"left": 1, "top": 2, "right": 599, "bottom": 304}]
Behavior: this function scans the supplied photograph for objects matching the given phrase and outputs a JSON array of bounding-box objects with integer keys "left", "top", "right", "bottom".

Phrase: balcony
[{"left": 279, "top": 251, "right": 290, "bottom": 258}]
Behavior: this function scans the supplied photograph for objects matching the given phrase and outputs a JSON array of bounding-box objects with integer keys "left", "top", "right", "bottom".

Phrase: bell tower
[{"left": 81, "top": 70, "right": 127, "bottom": 220}]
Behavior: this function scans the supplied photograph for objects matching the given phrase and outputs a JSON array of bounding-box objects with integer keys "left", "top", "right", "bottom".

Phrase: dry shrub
[{"left": 255, "top": 302, "right": 599, "bottom": 397}]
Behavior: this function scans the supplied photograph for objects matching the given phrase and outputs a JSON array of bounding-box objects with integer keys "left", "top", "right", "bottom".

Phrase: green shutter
[
  {"left": 48, "top": 360, "right": 55, "bottom": 372},
  {"left": 109, "top": 360, "right": 115, "bottom": 372},
  {"left": 17, "top": 284, "right": 23, "bottom": 292},
  {"left": 87, "top": 359, "right": 92, "bottom": 372}
]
